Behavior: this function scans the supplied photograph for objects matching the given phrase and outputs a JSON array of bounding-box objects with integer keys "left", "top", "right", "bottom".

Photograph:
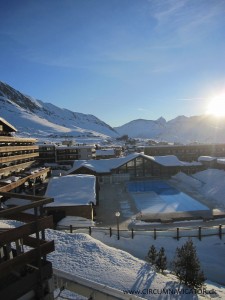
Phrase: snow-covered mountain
[
  {"left": 0, "top": 81, "right": 118, "bottom": 139},
  {"left": 115, "top": 115, "right": 225, "bottom": 144},
  {"left": 1, "top": 80, "right": 225, "bottom": 143}
]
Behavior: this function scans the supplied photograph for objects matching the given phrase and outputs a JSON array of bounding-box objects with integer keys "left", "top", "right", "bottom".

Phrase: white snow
[
  {"left": 152, "top": 155, "right": 201, "bottom": 166},
  {"left": 45, "top": 174, "right": 96, "bottom": 207},
  {"left": 130, "top": 190, "right": 209, "bottom": 214},
  {"left": 68, "top": 153, "right": 200, "bottom": 175},
  {"left": 172, "top": 169, "right": 225, "bottom": 210},
  {"left": 0, "top": 219, "right": 225, "bottom": 299}
]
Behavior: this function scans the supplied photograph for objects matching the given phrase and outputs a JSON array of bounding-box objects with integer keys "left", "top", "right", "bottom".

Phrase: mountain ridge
[
  {"left": 1, "top": 81, "right": 225, "bottom": 143},
  {"left": 0, "top": 81, "right": 118, "bottom": 139},
  {"left": 114, "top": 114, "right": 225, "bottom": 143}
]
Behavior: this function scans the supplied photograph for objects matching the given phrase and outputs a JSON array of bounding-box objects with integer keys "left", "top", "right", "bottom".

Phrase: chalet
[{"left": 67, "top": 153, "right": 203, "bottom": 183}]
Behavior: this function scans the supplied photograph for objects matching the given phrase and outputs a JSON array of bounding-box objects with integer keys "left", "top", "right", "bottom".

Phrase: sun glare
[{"left": 206, "top": 96, "right": 225, "bottom": 117}]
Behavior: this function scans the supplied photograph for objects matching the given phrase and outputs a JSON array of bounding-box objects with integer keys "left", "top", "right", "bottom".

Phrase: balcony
[{"left": 0, "top": 191, "right": 55, "bottom": 300}]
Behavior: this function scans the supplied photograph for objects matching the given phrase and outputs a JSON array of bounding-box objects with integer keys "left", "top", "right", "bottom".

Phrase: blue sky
[{"left": 1, "top": 0, "right": 225, "bottom": 126}]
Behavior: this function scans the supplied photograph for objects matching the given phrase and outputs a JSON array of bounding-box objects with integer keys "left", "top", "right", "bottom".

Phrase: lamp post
[{"left": 115, "top": 211, "right": 120, "bottom": 240}]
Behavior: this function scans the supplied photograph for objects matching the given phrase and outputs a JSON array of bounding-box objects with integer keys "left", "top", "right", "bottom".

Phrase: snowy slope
[
  {"left": 115, "top": 115, "right": 225, "bottom": 143},
  {"left": 0, "top": 81, "right": 118, "bottom": 139},
  {"left": 0, "top": 220, "right": 225, "bottom": 299}
]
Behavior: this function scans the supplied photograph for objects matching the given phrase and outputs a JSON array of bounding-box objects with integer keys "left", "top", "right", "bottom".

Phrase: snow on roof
[
  {"left": 152, "top": 155, "right": 202, "bottom": 166},
  {"left": 217, "top": 158, "right": 225, "bottom": 165},
  {"left": 68, "top": 153, "right": 201, "bottom": 174},
  {"left": 96, "top": 149, "right": 115, "bottom": 156},
  {"left": 68, "top": 153, "right": 142, "bottom": 174},
  {"left": 198, "top": 156, "right": 216, "bottom": 162},
  {"left": 45, "top": 174, "right": 96, "bottom": 207}
]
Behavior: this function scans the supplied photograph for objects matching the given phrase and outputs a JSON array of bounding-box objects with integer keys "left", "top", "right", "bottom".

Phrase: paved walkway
[{"left": 95, "top": 182, "right": 138, "bottom": 230}]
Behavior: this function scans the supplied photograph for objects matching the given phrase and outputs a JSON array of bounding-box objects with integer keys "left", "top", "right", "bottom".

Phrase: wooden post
[
  {"left": 89, "top": 226, "right": 92, "bottom": 236},
  {"left": 176, "top": 227, "right": 179, "bottom": 241},
  {"left": 70, "top": 225, "right": 73, "bottom": 233},
  {"left": 198, "top": 226, "right": 201, "bottom": 241},
  {"left": 131, "top": 228, "right": 134, "bottom": 239},
  {"left": 219, "top": 224, "right": 222, "bottom": 239},
  {"left": 109, "top": 227, "right": 112, "bottom": 237},
  {"left": 154, "top": 228, "right": 156, "bottom": 240}
]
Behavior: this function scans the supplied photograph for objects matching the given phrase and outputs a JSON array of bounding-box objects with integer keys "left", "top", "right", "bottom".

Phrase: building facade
[
  {"left": 144, "top": 144, "right": 225, "bottom": 161},
  {"left": 38, "top": 144, "right": 96, "bottom": 164},
  {"left": 0, "top": 118, "right": 50, "bottom": 192}
]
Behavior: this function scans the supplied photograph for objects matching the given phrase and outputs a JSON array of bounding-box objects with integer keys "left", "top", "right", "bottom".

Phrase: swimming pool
[{"left": 127, "top": 180, "right": 210, "bottom": 216}]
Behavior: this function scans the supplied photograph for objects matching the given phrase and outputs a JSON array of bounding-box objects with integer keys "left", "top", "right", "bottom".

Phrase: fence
[{"left": 57, "top": 223, "right": 225, "bottom": 241}]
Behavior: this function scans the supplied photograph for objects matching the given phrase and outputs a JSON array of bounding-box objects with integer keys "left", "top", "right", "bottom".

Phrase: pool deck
[{"left": 95, "top": 180, "right": 225, "bottom": 230}]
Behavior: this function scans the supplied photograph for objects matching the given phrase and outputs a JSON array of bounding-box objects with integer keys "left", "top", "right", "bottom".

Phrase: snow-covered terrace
[{"left": 45, "top": 174, "right": 96, "bottom": 207}]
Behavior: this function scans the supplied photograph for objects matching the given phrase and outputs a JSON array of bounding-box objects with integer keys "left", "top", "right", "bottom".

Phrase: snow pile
[
  {"left": 0, "top": 219, "right": 225, "bottom": 299},
  {"left": 172, "top": 172, "right": 202, "bottom": 189},
  {"left": 172, "top": 169, "right": 225, "bottom": 210},
  {"left": 46, "top": 230, "right": 205, "bottom": 299}
]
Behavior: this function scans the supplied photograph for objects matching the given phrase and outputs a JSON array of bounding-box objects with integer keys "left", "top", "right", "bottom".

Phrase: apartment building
[
  {"left": 38, "top": 144, "right": 96, "bottom": 164},
  {"left": 144, "top": 143, "right": 225, "bottom": 161},
  {"left": 0, "top": 117, "right": 50, "bottom": 192}
]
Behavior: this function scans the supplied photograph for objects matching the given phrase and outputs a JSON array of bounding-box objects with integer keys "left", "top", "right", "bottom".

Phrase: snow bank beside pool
[{"left": 172, "top": 169, "right": 225, "bottom": 209}]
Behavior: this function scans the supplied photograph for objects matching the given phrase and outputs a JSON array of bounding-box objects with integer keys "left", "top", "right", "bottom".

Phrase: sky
[{"left": 1, "top": 0, "right": 225, "bottom": 127}]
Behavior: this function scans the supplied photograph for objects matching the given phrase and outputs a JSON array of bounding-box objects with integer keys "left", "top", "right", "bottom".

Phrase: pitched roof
[
  {"left": 67, "top": 153, "right": 201, "bottom": 175},
  {"left": 0, "top": 117, "right": 17, "bottom": 132}
]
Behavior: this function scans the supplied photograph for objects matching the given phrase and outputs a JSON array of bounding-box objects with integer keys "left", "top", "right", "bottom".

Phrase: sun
[{"left": 206, "top": 96, "right": 225, "bottom": 117}]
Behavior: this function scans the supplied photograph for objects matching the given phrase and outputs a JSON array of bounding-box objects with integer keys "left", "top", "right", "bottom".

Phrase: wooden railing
[
  {"left": 0, "top": 167, "right": 51, "bottom": 192},
  {"left": 0, "top": 152, "right": 39, "bottom": 163},
  {"left": 0, "top": 145, "right": 39, "bottom": 153},
  {"left": 0, "top": 191, "right": 54, "bottom": 281}
]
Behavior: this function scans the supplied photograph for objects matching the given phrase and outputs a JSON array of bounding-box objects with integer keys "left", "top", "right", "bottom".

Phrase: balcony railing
[{"left": 0, "top": 191, "right": 55, "bottom": 299}]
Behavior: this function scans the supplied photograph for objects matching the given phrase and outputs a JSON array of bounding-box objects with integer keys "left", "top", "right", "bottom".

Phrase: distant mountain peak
[{"left": 0, "top": 81, "right": 118, "bottom": 139}]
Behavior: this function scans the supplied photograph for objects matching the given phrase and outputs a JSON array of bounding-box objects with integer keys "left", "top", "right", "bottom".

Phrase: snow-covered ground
[
  {"left": 1, "top": 169, "right": 225, "bottom": 299},
  {"left": 1, "top": 219, "right": 225, "bottom": 299},
  {"left": 170, "top": 169, "right": 225, "bottom": 211}
]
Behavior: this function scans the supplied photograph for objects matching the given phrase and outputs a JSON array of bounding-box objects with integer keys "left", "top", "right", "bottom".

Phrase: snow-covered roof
[
  {"left": 217, "top": 158, "right": 225, "bottom": 165},
  {"left": 45, "top": 174, "right": 96, "bottom": 207},
  {"left": 198, "top": 156, "right": 216, "bottom": 162},
  {"left": 67, "top": 153, "right": 201, "bottom": 175},
  {"left": 96, "top": 149, "right": 115, "bottom": 156},
  {"left": 152, "top": 155, "right": 202, "bottom": 166}
]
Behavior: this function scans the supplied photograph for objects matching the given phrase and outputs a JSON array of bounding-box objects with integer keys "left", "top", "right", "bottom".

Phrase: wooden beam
[
  {"left": 0, "top": 145, "right": 38, "bottom": 153},
  {"left": 0, "top": 197, "right": 54, "bottom": 217},
  {"left": 0, "top": 216, "right": 53, "bottom": 246},
  {"left": 0, "top": 240, "right": 55, "bottom": 278},
  {"left": 0, "top": 191, "right": 45, "bottom": 200}
]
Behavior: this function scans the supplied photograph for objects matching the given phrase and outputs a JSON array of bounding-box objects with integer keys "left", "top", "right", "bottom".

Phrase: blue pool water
[{"left": 127, "top": 180, "right": 209, "bottom": 213}]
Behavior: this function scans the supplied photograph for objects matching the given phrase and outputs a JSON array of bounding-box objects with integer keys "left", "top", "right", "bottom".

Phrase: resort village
[{"left": 0, "top": 117, "right": 225, "bottom": 300}]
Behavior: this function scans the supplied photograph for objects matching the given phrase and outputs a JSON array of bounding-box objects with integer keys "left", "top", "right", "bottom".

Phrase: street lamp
[{"left": 115, "top": 211, "right": 120, "bottom": 240}]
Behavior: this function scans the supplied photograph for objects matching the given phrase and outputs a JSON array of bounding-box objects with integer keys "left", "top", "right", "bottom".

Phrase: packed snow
[
  {"left": 0, "top": 219, "right": 225, "bottom": 299},
  {"left": 171, "top": 169, "right": 225, "bottom": 211},
  {"left": 45, "top": 174, "right": 96, "bottom": 206}
]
